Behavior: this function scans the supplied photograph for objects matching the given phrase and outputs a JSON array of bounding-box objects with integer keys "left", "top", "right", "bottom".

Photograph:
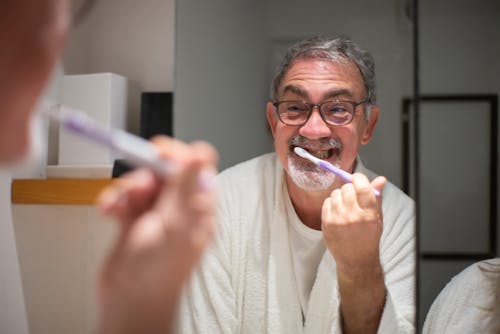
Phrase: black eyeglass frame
[{"left": 272, "top": 98, "right": 370, "bottom": 126}]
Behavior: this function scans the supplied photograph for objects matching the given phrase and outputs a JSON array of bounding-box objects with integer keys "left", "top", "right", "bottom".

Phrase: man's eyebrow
[
  {"left": 281, "top": 86, "right": 355, "bottom": 101},
  {"left": 322, "top": 89, "right": 354, "bottom": 100},
  {"left": 281, "top": 85, "right": 310, "bottom": 100}
]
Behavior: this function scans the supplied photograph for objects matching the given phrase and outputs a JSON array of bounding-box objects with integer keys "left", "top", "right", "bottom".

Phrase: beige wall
[{"left": 64, "top": 0, "right": 175, "bottom": 92}]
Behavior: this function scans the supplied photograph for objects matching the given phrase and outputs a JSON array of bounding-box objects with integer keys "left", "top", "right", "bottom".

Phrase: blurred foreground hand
[{"left": 97, "top": 137, "right": 218, "bottom": 334}]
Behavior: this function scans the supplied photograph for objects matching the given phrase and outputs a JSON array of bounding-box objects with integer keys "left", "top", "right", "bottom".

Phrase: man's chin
[
  {"left": 287, "top": 159, "right": 336, "bottom": 192},
  {"left": 5, "top": 117, "right": 47, "bottom": 177}
]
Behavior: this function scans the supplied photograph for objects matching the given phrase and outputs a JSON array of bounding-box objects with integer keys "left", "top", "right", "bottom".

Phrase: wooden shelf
[{"left": 11, "top": 179, "right": 114, "bottom": 205}]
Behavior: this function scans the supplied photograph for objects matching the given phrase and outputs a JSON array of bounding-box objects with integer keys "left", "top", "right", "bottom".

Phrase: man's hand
[
  {"left": 97, "top": 137, "right": 218, "bottom": 334},
  {"left": 321, "top": 173, "right": 387, "bottom": 334}
]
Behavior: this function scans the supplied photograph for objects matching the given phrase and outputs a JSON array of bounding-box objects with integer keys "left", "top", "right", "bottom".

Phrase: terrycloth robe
[
  {"left": 176, "top": 153, "right": 415, "bottom": 333},
  {"left": 423, "top": 258, "right": 500, "bottom": 333}
]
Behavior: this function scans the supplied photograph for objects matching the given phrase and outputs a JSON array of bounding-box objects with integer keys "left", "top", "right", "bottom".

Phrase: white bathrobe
[
  {"left": 176, "top": 153, "right": 415, "bottom": 333},
  {"left": 423, "top": 258, "right": 500, "bottom": 333}
]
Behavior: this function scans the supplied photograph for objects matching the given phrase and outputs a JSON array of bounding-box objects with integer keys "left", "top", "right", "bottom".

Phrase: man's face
[
  {"left": 0, "top": 108, "right": 31, "bottom": 163},
  {"left": 0, "top": 0, "right": 74, "bottom": 164},
  {"left": 266, "top": 58, "right": 379, "bottom": 191}
]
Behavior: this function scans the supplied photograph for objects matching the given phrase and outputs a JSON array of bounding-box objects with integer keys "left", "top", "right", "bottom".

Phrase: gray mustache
[{"left": 288, "top": 135, "right": 342, "bottom": 150}]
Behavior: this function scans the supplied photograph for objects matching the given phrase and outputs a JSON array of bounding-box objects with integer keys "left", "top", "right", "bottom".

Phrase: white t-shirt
[{"left": 285, "top": 190, "right": 326, "bottom": 321}]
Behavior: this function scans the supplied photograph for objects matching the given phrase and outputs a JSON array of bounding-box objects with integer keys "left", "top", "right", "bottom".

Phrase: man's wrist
[{"left": 336, "top": 258, "right": 384, "bottom": 284}]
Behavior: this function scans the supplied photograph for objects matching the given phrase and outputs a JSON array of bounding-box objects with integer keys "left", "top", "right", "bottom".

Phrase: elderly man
[{"left": 176, "top": 36, "right": 415, "bottom": 333}]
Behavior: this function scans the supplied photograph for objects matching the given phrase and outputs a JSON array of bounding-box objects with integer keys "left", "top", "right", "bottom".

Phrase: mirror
[{"left": 176, "top": 0, "right": 417, "bottom": 330}]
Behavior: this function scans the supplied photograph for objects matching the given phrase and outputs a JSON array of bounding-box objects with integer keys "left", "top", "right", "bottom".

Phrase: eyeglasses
[{"left": 272, "top": 98, "right": 369, "bottom": 126}]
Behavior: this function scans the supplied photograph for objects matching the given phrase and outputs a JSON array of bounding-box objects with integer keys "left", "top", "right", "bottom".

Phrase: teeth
[
  {"left": 309, "top": 149, "right": 330, "bottom": 159},
  {"left": 292, "top": 146, "right": 336, "bottom": 160}
]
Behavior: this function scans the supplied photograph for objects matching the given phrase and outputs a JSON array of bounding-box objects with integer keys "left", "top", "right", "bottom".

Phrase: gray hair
[{"left": 271, "top": 36, "right": 377, "bottom": 114}]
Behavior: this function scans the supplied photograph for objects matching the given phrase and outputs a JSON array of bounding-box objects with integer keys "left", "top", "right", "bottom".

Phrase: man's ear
[
  {"left": 266, "top": 101, "right": 278, "bottom": 138},
  {"left": 361, "top": 105, "right": 380, "bottom": 145}
]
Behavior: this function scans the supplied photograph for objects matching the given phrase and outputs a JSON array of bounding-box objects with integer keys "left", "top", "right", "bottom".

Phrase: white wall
[
  {"left": 64, "top": 0, "right": 175, "bottom": 92},
  {"left": 0, "top": 172, "right": 29, "bottom": 334},
  {"left": 174, "top": 0, "right": 274, "bottom": 170}
]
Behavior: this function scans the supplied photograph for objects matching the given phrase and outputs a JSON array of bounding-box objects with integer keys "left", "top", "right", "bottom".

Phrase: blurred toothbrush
[{"left": 43, "top": 104, "right": 175, "bottom": 177}]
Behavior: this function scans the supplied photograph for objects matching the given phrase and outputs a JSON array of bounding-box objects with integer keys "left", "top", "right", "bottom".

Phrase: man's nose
[{"left": 298, "top": 107, "right": 332, "bottom": 139}]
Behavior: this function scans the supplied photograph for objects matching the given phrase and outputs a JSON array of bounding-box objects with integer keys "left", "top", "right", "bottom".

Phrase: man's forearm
[{"left": 337, "top": 264, "right": 386, "bottom": 334}]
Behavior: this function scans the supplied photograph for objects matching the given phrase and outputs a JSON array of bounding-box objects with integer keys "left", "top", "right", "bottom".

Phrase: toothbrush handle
[{"left": 317, "top": 160, "right": 380, "bottom": 197}]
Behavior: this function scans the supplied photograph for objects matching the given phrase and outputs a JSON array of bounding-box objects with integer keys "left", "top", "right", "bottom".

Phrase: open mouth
[{"left": 291, "top": 146, "right": 338, "bottom": 160}]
